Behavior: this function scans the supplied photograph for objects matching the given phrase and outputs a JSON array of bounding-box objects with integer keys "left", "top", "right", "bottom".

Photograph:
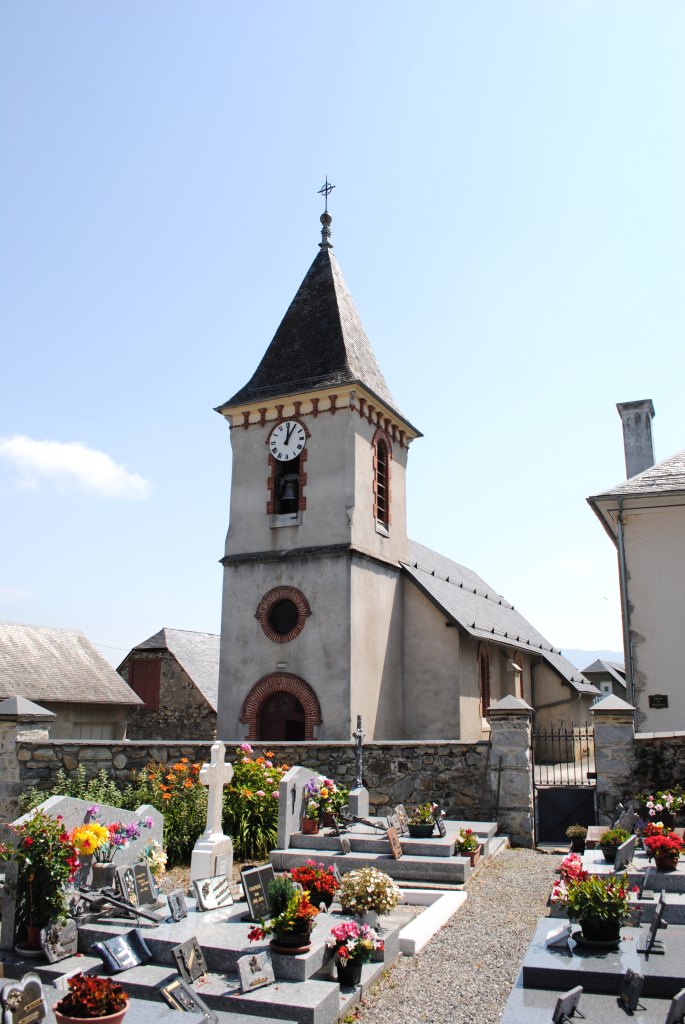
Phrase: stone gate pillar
[
  {"left": 487, "top": 695, "right": 535, "bottom": 847},
  {"left": 591, "top": 695, "right": 636, "bottom": 826},
  {"left": 0, "top": 697, "right": 55, "bottom": 823}
]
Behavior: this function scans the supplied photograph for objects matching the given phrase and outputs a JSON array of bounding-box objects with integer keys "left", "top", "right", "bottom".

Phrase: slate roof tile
[
  {"left": 126, "top": 628, "right": 220, "bottom": 711},
  {"left": 591, "top": 449, "right": 685, "bottom": 499}
]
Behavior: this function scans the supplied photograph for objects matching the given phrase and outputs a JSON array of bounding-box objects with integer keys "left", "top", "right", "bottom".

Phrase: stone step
[
  {"left": 581, "top": 848, "right": 685, "bottom": 893},
  {"left": 288, "top": 831, "right": 457, "bottom": 857},
  {"left": 550, "top": 891, "right": 685, "bottom": 926},
  {"left": 271, "top": 847, "right": 472, "bottom": 884},
  {"left": 501, "top": 974, "right": 674, "bottom": 1024}
]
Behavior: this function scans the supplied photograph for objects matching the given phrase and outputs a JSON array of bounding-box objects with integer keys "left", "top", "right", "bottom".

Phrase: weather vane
[{"left": 317, "top": 176, "right": 335, "bottom": 213}]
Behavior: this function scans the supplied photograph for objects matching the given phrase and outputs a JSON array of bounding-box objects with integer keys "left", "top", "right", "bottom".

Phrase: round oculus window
[{"left": 255, "top": 586, "right": 311, "bottom": 644}]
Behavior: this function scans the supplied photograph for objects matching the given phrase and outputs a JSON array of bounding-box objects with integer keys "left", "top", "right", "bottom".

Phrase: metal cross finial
[
  {"left": 317, "top": 176, "right": 335, "bottom": 212},
  {"left": 352, "top": 714, "right": 365, "bottom": 789}
]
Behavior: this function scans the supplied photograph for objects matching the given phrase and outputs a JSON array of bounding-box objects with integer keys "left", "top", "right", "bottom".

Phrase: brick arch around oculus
[{"left": 240, "top": 673, "right": 322, "bottom": 741}]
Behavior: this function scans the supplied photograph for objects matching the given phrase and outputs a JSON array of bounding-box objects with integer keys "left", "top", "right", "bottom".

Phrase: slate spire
[{"left": 217, "top": 213, "right": 402, "bottom": 417}]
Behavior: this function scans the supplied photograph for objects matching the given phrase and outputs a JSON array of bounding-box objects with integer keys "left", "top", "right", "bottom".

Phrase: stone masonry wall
[
  {"left": 120, "top": 652, "right": 216, "bottom": 741},
  {"left": 16, "top": 738, "right": 493, "bottom": 820},
  {"left": 631, "top": 733, "right": 685, "bottom": 796}
]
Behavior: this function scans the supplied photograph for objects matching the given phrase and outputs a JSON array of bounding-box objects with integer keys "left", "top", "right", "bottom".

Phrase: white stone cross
[{"left": 199, "top": 741, "right": 234, "bottom": 840}]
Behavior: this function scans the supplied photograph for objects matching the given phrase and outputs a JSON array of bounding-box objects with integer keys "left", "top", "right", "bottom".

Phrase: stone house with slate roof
[
  {"left": 580, "top": 659, "right": 626, "bottom": 701},
  {"left": 214, "top": 209, "right": 599, "bottom": 743},
  {"left": 118, "top": 628, "right": 218, "bottom": 740},
  {"left": 0, "top": 622, "right": 141, "bottom": 739},
  {"left": 588, "top": 399, "right": 685, "bottom": 731}
]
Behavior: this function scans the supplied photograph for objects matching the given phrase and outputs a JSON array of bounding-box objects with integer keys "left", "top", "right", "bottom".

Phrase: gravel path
[{"left": 355, "top": 848, "right": 558, "bottom": 1024}]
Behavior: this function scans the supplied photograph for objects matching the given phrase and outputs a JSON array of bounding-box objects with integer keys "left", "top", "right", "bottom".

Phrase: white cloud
[{"left": 0, "top": 435, "right": 151, "bottom": 500}]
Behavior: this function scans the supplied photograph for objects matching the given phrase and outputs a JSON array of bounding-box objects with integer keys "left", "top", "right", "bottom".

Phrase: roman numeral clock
[{"left": 269, "top": 420, "right": 307, "bottom": 461}]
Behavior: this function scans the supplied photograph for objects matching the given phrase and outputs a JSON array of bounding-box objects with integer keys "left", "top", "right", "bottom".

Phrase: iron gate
[{"left": 532, "top": 723, "right": 596, "bottom": 843}]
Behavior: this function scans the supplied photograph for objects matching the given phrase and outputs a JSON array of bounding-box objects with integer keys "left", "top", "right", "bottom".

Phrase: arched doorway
[
  {"left": 240, "top": 672, "right": 321, "bottom": 740},
  {"left": 259, "top": 691, "right": 305, "bottom": 741}
]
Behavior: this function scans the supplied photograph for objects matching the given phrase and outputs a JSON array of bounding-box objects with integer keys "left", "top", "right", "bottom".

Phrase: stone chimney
[{"left": 616, "top": 399, "right": 655, "bottom": 479}]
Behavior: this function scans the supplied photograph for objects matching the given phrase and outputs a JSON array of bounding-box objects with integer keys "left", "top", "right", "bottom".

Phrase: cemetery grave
[
  {"left": 500, "top": 825, "right": 685, "bottom": 1024},
  {"left": 0, "top": 750, "right": 483, "bottom": 1024}
]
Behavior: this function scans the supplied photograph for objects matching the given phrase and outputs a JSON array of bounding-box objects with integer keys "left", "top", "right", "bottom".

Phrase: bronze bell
[{"left": 280, "top": 474, "right": 299, "bottom": 508}]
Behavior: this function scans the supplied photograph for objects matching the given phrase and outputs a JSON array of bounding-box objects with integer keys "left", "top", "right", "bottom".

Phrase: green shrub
[
  {"left": 222, "top": 744, "right": 287, "bottom": 860},
  {"left": 18, "top": 767, "right": 125, "bottom": 815},
  {"left": 120, "top": 759, "right": 207, "bottom": 868}
]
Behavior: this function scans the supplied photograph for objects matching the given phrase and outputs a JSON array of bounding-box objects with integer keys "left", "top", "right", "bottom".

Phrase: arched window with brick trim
[
  {"left": 372, "top": 429, "right": 392, "bottom": 528},
  {"left": 479, "top": 647, "right": 491, "bottom": 719}
]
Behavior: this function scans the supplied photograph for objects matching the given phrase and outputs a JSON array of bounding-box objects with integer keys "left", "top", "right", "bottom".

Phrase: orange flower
[
  {"left": 281, "top": 764, "right": 290, "bottom": 771},
  {"left": 265, "top": 751, "right": 274, "bottom": 758},
  {"left": 256, "top": 757, "right": 265, "bottom": 764},
  {"left": 184, "top": 779, "right": 193, "bottom": 788},
  {"left": 165, "top": 773, "right": 174, "bottom": 782},
  {"left": 192, "top": 763, "right": 201, "bottom": 771},
  {"left": 162, "top": 793, "right": 171, "bottom": 800}
]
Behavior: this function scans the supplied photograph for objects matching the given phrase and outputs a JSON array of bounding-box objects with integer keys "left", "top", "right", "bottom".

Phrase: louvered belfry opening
[{"left": 373, "top": 431, "right": 391, "bottom": 527}]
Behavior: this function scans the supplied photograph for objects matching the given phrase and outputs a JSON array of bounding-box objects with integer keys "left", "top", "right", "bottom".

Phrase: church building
[{"left": 215, "top": 208, "right": 597, "bottom": 743}]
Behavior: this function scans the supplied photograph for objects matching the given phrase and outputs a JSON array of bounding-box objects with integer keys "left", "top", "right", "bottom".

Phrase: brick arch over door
[{"left": 240, "top": 673, "right": 322, "bottom": 740}]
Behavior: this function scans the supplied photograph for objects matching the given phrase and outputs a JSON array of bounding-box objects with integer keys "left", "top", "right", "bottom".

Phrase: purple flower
[
  {"left": 144, "top": 816, "right": 153, "bottom": 829},
  {"left": 125, "top": 822, "right": 141, "bottom": 839},
  {"left": 87, "top": 805, "right": 99, "bottom": 818}
]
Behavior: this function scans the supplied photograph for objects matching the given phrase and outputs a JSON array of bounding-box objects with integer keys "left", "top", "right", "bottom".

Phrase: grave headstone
[
  {"left": 167, "top": 890, "right": 188, "bottom": 923},
  {"left": 172, "top": 937, "right": 208, "bottom": 985},
  {"left": 91, "top": 928, "right": 153, "bottom": 973},
  {"left": 40, "top": 919, "right": 77, "bottom": 964},
  {"left": 665, "top": 988, "right": 685, "bottom": 1024},
  {"left": 618, "top": 968, "right": 644, "bottom": 1012},
  {"left": 237, "top": 951, "right": 276, "bottom": 994},
  {"left": 0, "top": 797, "right": 162, "bottom": 951},
  {"left": 552, "top": 985, "right": 583, "bottom": 1024},
  {"left": 0, "top": 972, "right": 47, "bottom": 1024},
  {"left": 348, "top": 787, "right": 370, "bottom": 818},
  {"left": 277, "top": 765, "right": 320, "bottom": 849},
  {"left": 190, "top": 742, "right": 234, "bottom": 884},
  {"left": 616, "top": 808, "right": 640, "bottom": 833},
  {"left": 614, "top": 834, "right": 637, "bottom": 871},
  {"left": 241, "top": 864, "right": 275, "bottom": 921},
  {"left": 158, "top": 977, "right": 218, "bottom": 1023},
  {"left": 192, "top": 875, "right": 234, "bottom": 911}
]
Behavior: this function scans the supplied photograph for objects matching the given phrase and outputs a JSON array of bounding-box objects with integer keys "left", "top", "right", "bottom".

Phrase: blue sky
[{"left": 1, "top": 2, "right": 683, "bottom": 668}]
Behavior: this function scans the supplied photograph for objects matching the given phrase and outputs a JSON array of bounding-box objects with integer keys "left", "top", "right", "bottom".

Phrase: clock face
[{"left": 270, "top": 420, "right": 306, "bottom": 462}]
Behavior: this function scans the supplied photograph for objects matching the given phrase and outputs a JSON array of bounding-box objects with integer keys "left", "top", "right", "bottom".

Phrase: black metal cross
[
  {"left": 352, "top": 713, "right": 364, "bottom": 788},
  {"left": 317, "top": 176, "right": 335, "bottom": 212}
]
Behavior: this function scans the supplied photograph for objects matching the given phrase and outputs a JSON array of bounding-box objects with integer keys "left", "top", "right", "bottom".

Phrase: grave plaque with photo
[
  {"left": 91, "top": 928, "right": 153, "bottom": 973},
  {"left": 159, "top": 977, "right": 218, "bottom": 1023},
  {"left": 395, "top": 805, "right": 409, "bottom": 833},
  {"left": 637, "top": 901, "right": 667, "bottom": 954},
  {"left": 237, "top": 951, "right": 276, "bottom": 994},
  {"left": 386, "top": 827, "right": 403, "bottom": 860},
  {"left": 618, "top": 968, "right": 644, "bottom": 1013},
  {"left": 40, "top": 918, "right": 78, "bottom": 964},
  {"left": 552, "top": 985, "right": 583, "bottom": 1024},
  {"left": 0, "top": 972, "right": 47, "bottom": 1024},
  {"left": 192, "top": 875, "right": 234, "bottom": 911},
  {"left": 172, "top": 937, "right": 208, "bottom": 985},
  {"left": 240, "top": 865, "right": 275, "bottom": 921},
  {"left": 665, "top": 988, "right": 685, "bottom": 1024},
  {"left": 167, "top": 890, "right": 188, "bottom": 923}
]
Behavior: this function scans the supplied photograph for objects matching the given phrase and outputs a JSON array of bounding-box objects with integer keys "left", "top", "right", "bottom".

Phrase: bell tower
[{"left": 215, "top": 197, "right": 421, "bottom": 740}]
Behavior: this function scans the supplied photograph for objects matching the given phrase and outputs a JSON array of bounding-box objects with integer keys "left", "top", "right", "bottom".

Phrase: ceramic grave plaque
[
  {"left": 241, "top": 864, "right": 275, "bottom": 920},
  {"left": 133, "top": 862, "right": 159, "bottom": 905},
  {"left": 387, "top": 813, "right": 401, "bottom": 832},
  {"left": 0, "top": 973, "right": 47, "bottom": 1024},
  {"left": 237, "top": 951, "right": 276, "bottom": 994},
  {"left": 552, "top": 985, "right": 583, "bottom": 1024},
  {"left": 167, "top": 890, "right": 188, "bottom": 923},
  {"left": 545, "top": 923, "right": 572, "bottom": 948},
  {"left": 39, "top": 919, "right": 77, "bottom": 964},
  {"left": 395, "top": 805, "right": 409, "bottom": 833},
  {"left": 638, "top": 866, "right": 656, "bottom": 899},
  {"left": 618, "top": 969, "right": 644, "bottom": 1013},
  {"left": 433, "top": 807, "right": 447, "bottom": 838},
  {"left": 172, "top": 937, "right": 208, "bottom": 985},
  {"left": 638, "top": 900, "right": 666, "bottom": 954},
  {"left": 386, "top": 827, "right": 403, "bottom": 859},
  {"left": 614, "top": 834, "right": 637, "bottom": 871},
  {"left": 159, "top": 977, "right": 218, "bottom": 1023},
  {"left": 91, "top": 928, "right": 152, "bottom": 973},
  {"left": 193, "top": 875, "right": 234, "bottom": 911},
  {"left": 665, "top": 988, "right": 685, "bottom": 1024}
]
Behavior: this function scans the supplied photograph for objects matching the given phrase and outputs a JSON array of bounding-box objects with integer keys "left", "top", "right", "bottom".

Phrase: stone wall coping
[
  {"left": 487, "top": 696, "right": 533, "bottom": 715},
  {"left": 635, "top": 730, "right": 685, "bottom": 741},
  {"left": 16, "top": 738, "right": 490, "bottom": 751},
  {"left": 590, "top": 695, "right": 636, "bottom": 715}
]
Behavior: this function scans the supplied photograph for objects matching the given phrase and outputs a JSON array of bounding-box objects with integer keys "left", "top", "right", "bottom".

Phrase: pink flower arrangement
[{"left": 328, "top": 921, "right": 384, "bottom": 964}]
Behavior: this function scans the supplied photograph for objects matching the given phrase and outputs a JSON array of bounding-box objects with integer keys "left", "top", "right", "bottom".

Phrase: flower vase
[
  {"left": 579, "top": 918, "right": 621, "bottom": 944},
  {"left": 25, "top": 925, "right": 43, "bottom": 951},
  {"left": 301, "top": 818, "right": 319, "bottom": 836},
  {"left": 655, "top": 811, "right": 675, "bottom": 829},
  {"left": 310, "top": 888, "right": 334, "bottom": 910},
  {"left": 336, "top": 960, "right": 363, "bottom": 987},
  {"left": 360, "top": 910, "right": 379, "bottom": 929},
  {"left": 322, "top": 812, "right": 336, "bottom": 828},
  {"left": 468, "top": 847, "right": 481, "bottom": 867},
  {"left": 54, "top": 1005, "right": 128, "bottom": 1024},
  {"left": 600, "top": 845, "right": 618, "bottom": 864},
  {"left": 654, "top": 854, "right": 679, "bottom": 873},
  {"left": 408, "top": 823, "right": 434, "bottom": 838},
  {"left": 91, "top": 862, "right": 117, "bottom": 889}
]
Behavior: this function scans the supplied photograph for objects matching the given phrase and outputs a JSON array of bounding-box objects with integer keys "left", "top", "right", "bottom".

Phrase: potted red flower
[
  {"left": 643, "top": 831, "right": 684, "bottom": 872},
  {"left": 289, "top": 860, "right": 339, "bottom": 909},
  {"left": 248, "top": 875, "right": 320, "bottom": 954},
  {"left": 53, "top": 973, "right": 129, "bottom": 1024},
  {"left": 454, "top": 828, "right": 481, "bottom": 866}
]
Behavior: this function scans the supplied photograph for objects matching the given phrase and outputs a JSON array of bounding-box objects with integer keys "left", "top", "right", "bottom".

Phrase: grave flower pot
[
  {"left": 579, "top": 918, "right": 621, "bottom": 944},
  {"left": 336, "top": 960, "right": 363, "bottom": 987},
  {"left": 408, "top": 823, "right": 434, "bottom": 838},
  {"left": 54, "top": 1007, "right": 128, "bottom": 1024},
  {"left": 654, "top": 854, "right": 679, "bottom": 873},
  {"left": 310, "top": 888, "right": 334, "bottom": 910},
  {"left": 301, "top": 818, "right": 319, "bottom": 836},
  {"left": 467, "top": 847, "right": 481, "bottom": 867},
  {"left": 269, "top": 928, "right": 313, "bottom": 955},
  {"left": 91, "top": 863, "right": 117, "bottom": 890},
  {"left": 600, "top": 845, "right": 618, "bottom": 864},
  {"left": 25, "top": 925, "right": 44, "bottom": 951},
  {"left": 322, "top": 812, "right": 336, "bottom": 828},
  {"left": 655, "top": 811, "right": 675, "bottom": 829}
]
